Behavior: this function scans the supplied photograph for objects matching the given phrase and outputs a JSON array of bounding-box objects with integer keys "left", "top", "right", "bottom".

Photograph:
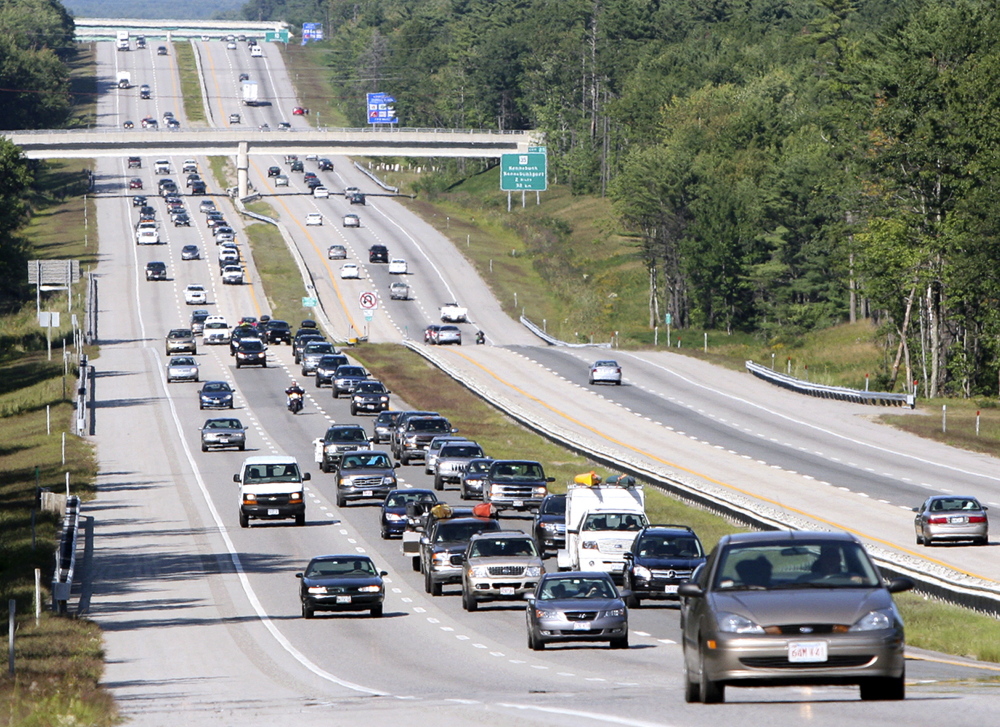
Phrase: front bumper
[
  {"left": 200, "top": 398, "right": 233, "bottom": 409},
  {"left": 533, "top": 615, "right": 628, "bottom": 643},
  {"left": 338, "top": 482, "right": 395, "bottom": 502},
  {"left": 302, "top": 591, "right": 383, "bottom": 612},
  {"left": 241, "top": 502, "right": 304, "bottom": 520}
]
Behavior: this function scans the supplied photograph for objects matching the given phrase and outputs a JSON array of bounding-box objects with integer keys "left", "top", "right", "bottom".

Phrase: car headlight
[
  {"left": 524, "top": 565, "right": 542, "bottom": 577},
  {"left": 716, "top": 612, "right": 764, "bottom": 634},
  {"left": 384, "top": 512, "right": 405, "bottom": 522},
  {"left": 307, "top": 586, "right": 326, "bottom": 594},
  {"left": 601, "top": 607, "right": 626, "bottom": 618},
  {"left": 432, "top": 552, "right": 454, "bottom": 566},
  {"left": 469, "top": 566, "right": 491, "bottom": 578},
  {"left": 582, "top": 540, "right": 598, "bottom": 550},
  {"left": 382, "top": 476, "right": 397, "bottom": 486},
  {"left": 533, "top": 487, "right": 547, "bottom": 497},
  {"left": 633, "top": 565, "right": 652, "bottom": 580},
  {"left": 380, "top": 396, "right": 388, "bottom": 402},
  {"left": 534, "top": 608, "right": 561, "bottom": 620},
  {"left": 243, "top": 493, "right": 256, "bottom": 502},
  {"left": 357, "top": 585, "right": 381, "bottom": 593},
  {"left": 850, "top": 609, "right": 893, "bottom": 632},
  {"left": 540, "top": 522, "right": 559, "bottom": 532}
]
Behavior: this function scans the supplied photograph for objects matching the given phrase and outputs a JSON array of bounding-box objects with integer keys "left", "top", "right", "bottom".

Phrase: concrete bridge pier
[{"left": 237, "top": 141, "right": 249, "bottom": 199}]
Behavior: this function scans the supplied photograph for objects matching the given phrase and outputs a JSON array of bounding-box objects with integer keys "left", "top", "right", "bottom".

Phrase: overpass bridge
[
  {"left": 73, "top": 18, "right": 289, "bottom": 42},
  {"left": 2, "top": 126, "right": 537, "bottom": 198}
]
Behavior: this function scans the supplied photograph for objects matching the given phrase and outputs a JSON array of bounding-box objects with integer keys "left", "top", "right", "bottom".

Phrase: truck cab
[{"left": 234, "top": 455, "right": 309, "bottom": 527}]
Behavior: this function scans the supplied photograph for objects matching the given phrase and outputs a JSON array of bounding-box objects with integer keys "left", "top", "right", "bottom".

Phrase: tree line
[
  {"left": 240, "top": 0, "right": 1000, "bottom": 397},
  {"left": 0, "top": 0, "right": 75, "bottom": 312}
]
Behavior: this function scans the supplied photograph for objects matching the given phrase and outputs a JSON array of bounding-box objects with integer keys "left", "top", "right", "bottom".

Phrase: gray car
[
  {"left": 200, "top": 417, "right": 246, "bottom": 451},
  {"left": 678, "top": 530, "right": 913, "bottom": 703},
  {"left": 350, "top": 380, "right": 391, "bottom": 415},
  {"left": 913, "top": 495, "right": 989, "bottom": 546},
  {"left": 165, "top": 328, "right": 197, "bottom": 355},
  {"left": 589, "top": 360, "right": 622, "bottom": 385},
  {"left": 460, "top": 531, "right": 543, "bottom": 611},
  {"left": 332, "top": 365, "right": 369, "bottom": 398},
  {"left": 334, "top": 450, "right": 398, "bottom": 508},
  {"left": 526, "top": 572, "right": 629, "bottom": 650},
  {"left": 166, "top": 356, "right": 199, "bottom": 383},
  {"left": 300, "top": 340, "right": 338, "bottom": 376}
]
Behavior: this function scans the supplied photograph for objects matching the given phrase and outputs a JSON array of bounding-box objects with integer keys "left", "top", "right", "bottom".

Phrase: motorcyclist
[
  {"left": 475, "top": 330, "right": 485, "bottom": 344},
  {"left": 285, "top": 381, "right": 305, "bottom": 410}
]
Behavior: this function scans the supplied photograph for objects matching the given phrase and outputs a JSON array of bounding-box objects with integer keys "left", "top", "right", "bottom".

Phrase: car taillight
[
  {"left": 969, "top": 515, "right": 987, "bottom": 523},
  {"left": 927, "top": 516, "right": 948, "bottom": 524}
]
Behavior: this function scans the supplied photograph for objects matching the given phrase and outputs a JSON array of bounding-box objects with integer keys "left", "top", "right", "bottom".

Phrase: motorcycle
[
  {"left": 475, "top": 330, "right": 485, "bottom": 345},
  {"left": 287, "top": 391, "right": 304, "bottom": 414}
]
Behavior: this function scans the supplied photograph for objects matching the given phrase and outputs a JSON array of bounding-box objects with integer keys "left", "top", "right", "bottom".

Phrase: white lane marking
[{"left": 496, "top": 702, "right": 672, "bottom": 727}]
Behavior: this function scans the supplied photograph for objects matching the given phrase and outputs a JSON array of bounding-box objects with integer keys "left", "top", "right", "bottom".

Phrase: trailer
[{"left": 242, "top": 81, "right": 259, "bottom": 107}]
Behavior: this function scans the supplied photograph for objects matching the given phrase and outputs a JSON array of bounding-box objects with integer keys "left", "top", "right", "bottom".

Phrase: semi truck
[
  {"left": 242, "top": 81, "right": 259, "bottom": 106},
  {"left": 556, "top": 472, "right": 648, "bottom": 580},
  {"left": 116, "top": 30, "right": 129, "bottom": 51}
]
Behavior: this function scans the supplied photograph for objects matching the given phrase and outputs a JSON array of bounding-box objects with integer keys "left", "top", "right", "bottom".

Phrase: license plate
[
  {"left": 500, "top": 587, "right": 515, "bottom": 596},
  {"left": 267, "top": 509, "right": 279, "bottom": 516},
  {"left": 336, "top": 595, "right": 351, "bottom": 604},
  {"left": 513, "top": 500, "right": 524, "bottom": 508},
  {"left": 573, "top": 622, "right": 591, "bottom": 631},
  {"left": 664, "top": 585, "right": 679, "bottom": 594},
  {"left": 610, "top": 563, "right": 625, "bottom": 573},
  {"left": 788, "top": 641, "right": 827, "bottom": 663},
  {"left": 949, "top": 516, "right": 968, "bottom": 524},
  {"left": 362, "top": 490, "right": 373, "bottom": 497}
]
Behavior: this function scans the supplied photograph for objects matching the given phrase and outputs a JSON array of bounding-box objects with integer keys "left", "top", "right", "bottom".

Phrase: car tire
[
  {"left": 239, "top": 510, "right": 249, "bottom": 528},
  {"left": 238, "top": 443, "right": 245, "bottom": 451},
  {"left": 380, "top": 528, "right": 389, "bottom": 540},
  {"left": 684, "top": 663, "right": 701, "bottom": 703},
  {"left": 370, "top": 604, "right": 383, "bottom": 618},
  {"left": 235, "top": 362, "right": 241, "bottom": 369},
  {"left": 199, "top": 403, "right": 204, "bottom": 410},
  {"left": 332, "top": 389, "right": 339, "bottom": 398},
  {"left": 412, "top": 556, "right": 421, "bottom": 572},
  {"left": 462, "top": 589, "right": 478, "bottom": 612},
  {"left": 320, "top": 461, "right": 329, "bottom": 474},
  {"left": 433, "top": 475, "right": 443, "bottom": 491},
  {"left": 699, "top": 648, "right": 724, "bottom": 703},
  {"left": 615, "top": 380, "right": 621, "bottom": 385},
  {"left": 350, "top": 405, "right": 357, "bottom": 416},
  {"left": 915, "top": 532, "right": 923, "bottom": 545},
  {"left": 626, "top": 592, "right": 640, "bottom": 609},
  {"left": 588, "top": 379, "right": 594, "bottom": 385},
  {"left": 431, "top": 578, "right": 442, "bottom": 597},
  {"left": 528, "top": 629, "right": 544, "bottom": 651},
  {"left": 295, "top": 512, "right": 305, "bottom": 526},
  {"left": 610, "top": 634, "right": 629, "bottom": 649},
  {"left": 201, "top": 442, "right": 208, "bottom": 452},
  {"left": 228, "top": 402, "right": 233, "bottom": 409},
  {"left": 315, "top": 378, "right": 321, "bottom": 388},
  {"left": 860, "top": 674, "right": 905, "bottom": 701},
  {"left": 336, "top": 492, "right": 346, "bottom": 508},
  {"left": 400, "top": 453, "right": 409, "bottom": 466},
  {"left": 424, "top": 569, "right": 432, "bottom": 594},
  {"left": 302, "top": 603, "right": 314, "bottom": 619},
  {"left": 977, "top": 535, "right": 989, "bottom": 545}
]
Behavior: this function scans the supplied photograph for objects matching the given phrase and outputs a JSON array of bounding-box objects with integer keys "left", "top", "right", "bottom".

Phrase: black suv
[
  {"left": 369, "top": 245, "right": 388, "bottom": 263},
  {"left": 622, "top": 524, "right": 706, "bottom": 607},
  {"left": 144, "top": 261, "right": 167, "bottom": 281},
  {"left": 264, "top": 319, "right": 292, "bottom": 345},
  {"left": 234, "top": 338, "right": 268, "bottom": 368},
  {"left": 350, "top": 380, "right": 391, "bottom": 415},
  {"left": 317, "top": 424, "right": 371, "bottom": 472},
  {"left": 315, "top": 354, "right": 349, "bottom": 388}
]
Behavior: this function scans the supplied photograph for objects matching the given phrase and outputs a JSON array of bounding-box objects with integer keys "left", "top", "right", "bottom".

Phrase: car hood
[
  {"left": 303, "top": 575, "right": 382, "bottom": 590},
  {"left": 538, "top": 597, "right": 624, "bottom": 612},
  {"left": 339, "top": 467, "right": 393, "bottom": 477},
  {"left": 201, "top": 390, "right": 232, "bottom": 398},
  {"left": 708, "top": 587, "right": 894, "bottom": 626},
  {"left": 635, "top": 556, "right": 705, "bottom": 569}
]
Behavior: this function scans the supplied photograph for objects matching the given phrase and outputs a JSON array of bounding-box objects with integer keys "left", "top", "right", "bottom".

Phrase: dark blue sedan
[
  {"left": 296, "top": 555, "right": 386, "bottom": 618},
  {"left": 198, "top": 381, "right": 234, "bottom": 409},
  {"left": 379, "top": 488, "right": 437, "bottom": 539}
]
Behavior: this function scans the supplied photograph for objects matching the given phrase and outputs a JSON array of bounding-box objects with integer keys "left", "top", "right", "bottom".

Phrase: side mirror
[
  {"left": 677, "top": 583, "right": 703, "bottom": 598},
  {"left": 618, "top": 589, "right": 632, "bottom": 600},
  {"left": 295, "top": 572, "right": 304, "bottom": 579},
  {"left": 233, "top": 474, "right": 240, "bottom": 483},
  {"left": 420, "top": 537, "right": 429, "bottom": 545},
  {"left": 911, "top": 507, "right": 920, "bottom": 513},
  {"left": 887, "top": 577, "right": 914, "bottom": 594},
  {"left": 379, "top": 571, "right": 388, "bottom": 577},
  {"left": 393, "top": 462, "right": 401, "bottom": 469},
  {"left": 302, "top": 473, "right": 311, "bottom": 481},
  {"left": 525, "top": 595, "right": 536, "bottom": 604},
  {"left": 546, "top": 477, "right": 555, "bottom": 483},
  {"left": 622, "top": 552, "right": 634, "bottom": 561}
]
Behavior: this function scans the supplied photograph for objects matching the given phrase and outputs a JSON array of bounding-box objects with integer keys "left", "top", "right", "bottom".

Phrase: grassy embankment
[
  {"left": 0, "top": 159, "right": 116, "bottom": 724},
  {"left": 174, "top": 41, "right": 207, "bottom": 124}
]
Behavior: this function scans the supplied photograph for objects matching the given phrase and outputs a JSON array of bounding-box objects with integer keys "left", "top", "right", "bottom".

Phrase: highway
[{"left": 78, "top": 37, "right": 1000, "bottom": 727}]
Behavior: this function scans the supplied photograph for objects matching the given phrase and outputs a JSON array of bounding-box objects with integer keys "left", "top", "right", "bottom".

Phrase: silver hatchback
[{"left": 913, "top": 495, "right": 989, "bottom": 546}]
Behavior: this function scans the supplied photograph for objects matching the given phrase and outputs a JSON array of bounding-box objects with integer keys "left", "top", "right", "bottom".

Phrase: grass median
[{"left": 174, "top": 41, "right": 206, "bottom": 125}]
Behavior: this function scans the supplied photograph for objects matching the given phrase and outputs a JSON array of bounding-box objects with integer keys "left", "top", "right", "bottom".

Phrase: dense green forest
[
  {"left": 239, "top": 0, "right": 1000, "bottom": 398},
  {"left": 0, "top": 0, "right": 76, "bottom": 310}
]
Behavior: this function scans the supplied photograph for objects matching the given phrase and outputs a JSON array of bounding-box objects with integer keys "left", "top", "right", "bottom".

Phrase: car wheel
[
  {"left": 235, "top": 362, "right": 241, "bottom": 369},
  {"left": 400, "top": 453, "right": 409, "bottom": 466},
  {"left": 860, "top": 674, "right": 905, "bottom": 701},
  {"left": 201, "top": 442, "right": 208, "bottom": 452},
  {"left": 626, "top": 592, "right": 640, "bottom": 609},
  {"left": 350, "top": 405, "right": 357, "bottom": 416},
  {"left": 915, "top": 532, "right": 923, "bottom": 545},
  {"left": 433, "top": 475, "right": 443, "bottom": 491},
  {"left": 320, "top": 461, "right": 329, "bottom": 474},
  {"left": 431, "top": 578, "right": 442, "bottom": 597},
  {"left": 370, "top": 604, "right": 383, "bottom": 618},
  {"left": 462, "top": 589, "right": 478, "bottom": 612},
  {"left": 588, "top": 379, "right": 594, "bottom": 385},
  {"left": 315, "top": 378, "right": 321, "bottom": 388},
  {"left": 699, "top": 647, "right": 724, "bottom": 703},
  {"left": 239, "top": 510, "right": 249, "bottom": 528},
  {"left": 412, "top": 555, "right": 421, "bottom": 572},
  {"left": 228, "top": 402, "right": 233, "bottom": 409},
  {"left": 528, "top": 628, "right": 544, "bottom": 651},
  {"left": 336, "top": 492, "right": 346, "bottom": 508},
  {"left": 684, "top": 661, "right": 701, "bottom": 703},
  {"left": 610, "top": 634, "right": 629, "bottom": 649},
  {"left": 615, "top": 380, "right": 621, "bottom": 385},
  {"left": 295, "top": 512, "right": 305, "bottom": 526},
  {"left": 332, "top": 390, "right": 339, "bottom": 398},
  {"left": 302, "top": 602, "right": 314, "bottom": 619},
  {"left": 424, "top": 569, "right": 432, "bottom": 594},
  {"left": 977, "top": 535, "right": 989, "bottom": 545},
  {"left": 238, "top": 443, "right": 245, "bottom": 451},
  {"left": 199, "top": 403, "right": 204, "bottom": 410},
  {"left": 380, "top": 528, "right": 389, "bottom": 540},
  {"left": 923, "top": 534, "right": 932, "bottom": 547}
]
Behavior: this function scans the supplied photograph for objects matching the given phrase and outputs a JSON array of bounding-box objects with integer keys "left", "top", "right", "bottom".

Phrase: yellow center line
[
  {"left": 247, "top": 158, "right": 360, "bottom": 336},
  {"left": 448, "top": 348, "right": 998, "bottom": 584},
  {"left": 906, "top": 652, "right": 1000, "bottom": 672}
]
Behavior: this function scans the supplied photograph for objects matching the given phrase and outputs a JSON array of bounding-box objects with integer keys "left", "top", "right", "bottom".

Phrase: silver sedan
[
  {"left": 526, "top": 572, "right": 629, "bottom": 650},
  {"left": 914, "top": 495, "right": 989, "bottom": 546},
  {"left": 589, "top": 360, "right": 622, "bottom": 385},
  {"left": 166, "top": 356, "right": 199, "bottom": 383}
]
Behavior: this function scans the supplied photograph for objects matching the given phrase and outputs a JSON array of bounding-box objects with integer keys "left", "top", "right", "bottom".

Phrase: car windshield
[
  {"left": 410, "top": 419, "right": 450, "bottom": 433},
  {"left": 435, "top": 520, "right": 498, "bottom": 543},
  {"left": 355, "top": 382, "right": 385, "bottom": 393},
  {"left": 467, "top": 459, "right": 492, "bottom": 474},
  {"left": 929, "top": 497, "right": 982, "bottom": 512},
  {"left": 202, "top": 382, "right": 231, "bottom": 392},
  {"left": 490, "top": 462, "right": 544, "bottom": 481},
  {"left": 385, "top": 491, "right": 435, "bottom": 508},
  {"left": 540, "top": 496, "right": 566, "bottom": 515},
  {"left": 305, "top": 558, "right": 377, "bottom": 578},
  {"left": 328, "top": 428, "right": 366, "bottom": 443},
  {"left": 712, "top": 540, "right": 881, "bottom": 591},
  {"left": 244, "top": 463, "right": 301, "bottom": 484},
  {"left": 170, "top": 358, "right": 195, "bottom": 366},
  {"left": 240, "top": 341, "right": 264, "bottom": 351},
  {"left": 582, "top": 513, "right": 647, "bottom": 531},
  {"left": 168, "top": 331, "right": 190, "bottom": 339},
  {"left": 636, "top": 534, "right": 703, "bottom": 558},
  {"left": 205, "top": 419, "right": 242, "bottom": 430},
  {"left": 341, "top": 453, "right": 391, "bottom": 469},
  {"left": 469, "top": 538, "right": 538, "bottom": 558},
  {"left": 305, "top": 342, "right": 334, "bottom": 354},
  {"left": 540, "top": 577, "right": 616, "bottom": 600},
  {"left": 337, "top": 367, "right": 365, "bottom": 377},
  {"left": 594, "top": 361, "right": 618, "bottom": 368},
  {"left": 442, "top": 445, "right": 483, "bottom": 458}
]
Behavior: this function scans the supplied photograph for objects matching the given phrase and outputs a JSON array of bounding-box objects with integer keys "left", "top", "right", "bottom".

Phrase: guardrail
[
  {"left": 520, "top": 315, "right": 611, "bottom": 348},
  {"left": 746, "top": 360, "right": 915, "bottom": 408},
  {"left": 51, "top": 496, "right": 81, "bottom": 614},
  {"left": 74, "top": 354, "right": 89, "bottom": 437},
  {"left": 408, "top": 341, "right": 1000, "bottom": 616}
]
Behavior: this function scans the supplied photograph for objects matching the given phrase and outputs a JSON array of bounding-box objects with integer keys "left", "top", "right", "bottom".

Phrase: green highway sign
[
  {"left": 301, "top": 296, "right": 318, "bottom": 307},
  {"left": 500, "top": 153, "right": 547, "bottom": 192},
  {"left": 265, "top": 30, "right": 290, "bottom": 43}
]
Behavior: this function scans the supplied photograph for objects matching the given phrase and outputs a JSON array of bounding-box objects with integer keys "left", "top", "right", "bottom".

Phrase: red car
[
  {"left": 129, "top": 178, "right": 143, "bottom": 189},
  {"left": 292, "top": 106, "right": 307, "bottom": 115}
]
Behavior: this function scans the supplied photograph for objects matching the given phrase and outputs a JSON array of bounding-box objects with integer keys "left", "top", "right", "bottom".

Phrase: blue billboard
[
  {"left": 301, "top": 23, "right": 324, "bottom": 45},
  {"left": 366, "top": 92, "right": 398, "bottom": 124}
]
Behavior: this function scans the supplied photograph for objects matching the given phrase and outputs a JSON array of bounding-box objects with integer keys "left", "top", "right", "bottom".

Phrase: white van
[
  {"left": 135, "top": 228, "right": 160, "bottom": 245},
  {"left": 234, "top": 456, "right": 309, "bottom": 527},
  {"left": 250, "top": 45, "right": 263, "bottom": 58}
]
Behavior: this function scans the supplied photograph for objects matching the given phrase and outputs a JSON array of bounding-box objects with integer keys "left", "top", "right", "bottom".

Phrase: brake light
[
  {"left": 969, "top": 515, "right": 987, "bottom": 524},
  {"left": 927, "top": 516, "right": 948, "bottom": 524}
]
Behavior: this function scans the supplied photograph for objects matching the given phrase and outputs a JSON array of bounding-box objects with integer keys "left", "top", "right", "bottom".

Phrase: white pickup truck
[{"left": 439, "top": 302, "right": 468, "bottom": 322}]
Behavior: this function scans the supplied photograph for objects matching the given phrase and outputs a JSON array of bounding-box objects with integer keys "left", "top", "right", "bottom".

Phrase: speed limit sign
[{"left": 359, "top": 291, "right": 378, "bottom": 310}]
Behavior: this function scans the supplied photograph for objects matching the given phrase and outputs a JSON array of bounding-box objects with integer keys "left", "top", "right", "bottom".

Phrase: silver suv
[
  {"left": 433, "top": 441, "right": 486, "bottom": 491},
  {"left": 460, "top": 531, "right": 543, "bottom": 611}
]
